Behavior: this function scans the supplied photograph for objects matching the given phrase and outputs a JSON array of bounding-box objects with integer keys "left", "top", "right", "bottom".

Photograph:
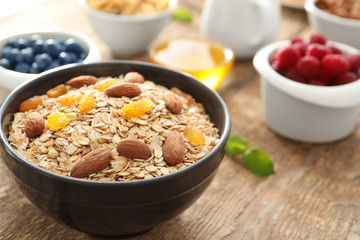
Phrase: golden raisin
[
  {"left": 122, "top": 101, "right": 153, "bottom": 120},
  {"left": 94, "top": 78, "right": 119, "bottom": 91},
  {"left": 57, "top": 91, "right": 82, "bottom": 106},
  {"left": 19, "top": 96, "right": 42, "bottom": 112},
  {"left": 46, "top": 84, "right": 67, "bottom": 98},
  {"left": 47, "top": 112, "right": 69, "bottom": 130},
  {"left": 79, "top": 94, "right": 95, "bottom": 114},
  {"left": 183, "top": 124, "right": 205, "bottom": 145}
]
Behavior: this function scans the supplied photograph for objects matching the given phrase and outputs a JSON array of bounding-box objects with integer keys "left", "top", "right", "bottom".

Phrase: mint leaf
[
  {"left": 243, "top": 147, "right": 275, "bottom": 177},
  {"left": 172, "top": 7, "right": 193, "bottom": 22},
  {"left": 225, "top": 133, "right": 249, "bottom": 156}
]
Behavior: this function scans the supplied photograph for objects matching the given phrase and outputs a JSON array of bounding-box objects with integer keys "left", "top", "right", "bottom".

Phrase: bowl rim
[
  {"left": 305, "top": 0, "right": 360, "bottom": 27},
  {"left": 0, "top": 60, "right": 231, "bottom": 187},
  {"left": 253, "top": 40, "right": 360, "bottom": 108},
  {"left": 148, "top": 37, "right": 235, "bottom": 71},
  {"left": 0, "top": 27, "right": 102, "bottom": 90},
  {"left": 77, "top": 0, "right": 177, "bottom": 22}
]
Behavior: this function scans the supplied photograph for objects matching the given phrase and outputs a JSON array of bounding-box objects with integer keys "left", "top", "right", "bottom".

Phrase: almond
[
  {"left": 170, "top": 87, "right": 193, "bottom": 105},
  {"left": 71, "top": 147, "right": 112, "bottom": 178},
  {"left": 164, "top": 92, "right": 183, "bottom": 114},
  {"left": 25, "top": 112, "right": 45, "bottom": 138},
  {"left": 124, "top": 72, "right": 145, "bottom": 83},
  {"left": 105, "top": 83, "right": 141, "bottom": 98},
  {"left": 162, "top": 131, "right": 185, "bottom": 165},
  {"left": 66, "top": 75, "right": 98, "bottom": 88},
  {"left": 117, "top": 138, "right": 151, "bottom": 159}
]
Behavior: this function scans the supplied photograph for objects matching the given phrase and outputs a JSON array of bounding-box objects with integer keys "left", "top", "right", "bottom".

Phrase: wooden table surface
[{"left": 1, "top": 0, "right": 360, "bottom": 239}]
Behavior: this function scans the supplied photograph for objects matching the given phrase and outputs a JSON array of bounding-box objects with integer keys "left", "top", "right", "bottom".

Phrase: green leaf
[
  {"left": 225, "top": 133, "right": 249, "bottom": 156},
  {"left": 243, "top": 147, "right": 275, "bottom": 177},
  {"left": 172, "top": 7, "right": 193, "bottom": 22}
]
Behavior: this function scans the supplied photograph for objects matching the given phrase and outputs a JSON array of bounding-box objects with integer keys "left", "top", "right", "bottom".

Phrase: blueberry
[
  {"left": 8, "top": 48, "right": 20, "bottom": 65},
  {"left": 32, "top": 39, "right": 45, "bottom": 54},
  {"left": 13, "top": 38, "right": 29, "bottom": 49},
  {"left": 79, "top": 52, "right": 87, "bottom": 61},
  {"left": 29, "top": 62, "right": 40, "bottom": 73},
  {"left": 43, "top": 39, "right": 62, "bottom": 58},
  {"left": 64, "top": 38, "right": 84, "bottom": 55},
  {"left": 16, "top": 47, "right": 34, "bottom": 64},
  {"left": 34, "top": 53, "right": 52, "bottom": 70},
  {"left": 6, "top": 39, "right": 17, "bottom": 48},
  {"left": 1, "top": 46, "right": 12, "bottom": 59},
  {"left": 15, "top": 63, "right": 30, "bottom": 73},
  {"left": 0, "top": 58, "right": 12, "bottom": 69},
  {"left": 58, "top": 52, "right": 73, "bottom": 64},
  {"left": 44, "top": 59, "right": 61, "bottom": 71}
]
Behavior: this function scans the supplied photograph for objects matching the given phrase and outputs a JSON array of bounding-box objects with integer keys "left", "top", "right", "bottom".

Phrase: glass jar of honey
[{"left": 149, "top": 38, "right": 234, "bottom": 90}]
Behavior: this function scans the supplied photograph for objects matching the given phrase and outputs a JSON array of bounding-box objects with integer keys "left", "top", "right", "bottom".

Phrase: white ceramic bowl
[
  {"left": 305, "top": 0, "right": 360, "bottom": 50},
  {"left": 253, "top": 40, "right": 360, "bottom": 143},
  {"left": 0, "top": 28, "right": 101, "bottom": 91},
  {"left": 77, "top": 0, "right": 177, "bottom": 57}
]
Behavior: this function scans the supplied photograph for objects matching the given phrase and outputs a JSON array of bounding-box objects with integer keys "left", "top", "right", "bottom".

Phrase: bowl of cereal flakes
[
  {"left": 305, "top": 0, "right": 360, "bottom": 49},
  {"left": 0, "top": 61, "right": 231, "bottom": 235},
  {"left": 77, "top": 0, "right": 177, "bottom": 57}
]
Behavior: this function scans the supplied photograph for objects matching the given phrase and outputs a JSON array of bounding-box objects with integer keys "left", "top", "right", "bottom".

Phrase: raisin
[
  {"left": 79, "top": 94, "right": 95, "bottom": 114},
  {"left": 94, "top": 78, "right": 119, "bottom": 91},
  {"left": 122, "top": 101, "right": 153, "bottom": 120},
  {"left": 183, "top": 125, "right": 205, "bottom": 145},
  {"left": 47, "top": 112, "right": 69, "bottom": 130},
  {"left": 19, "top": 95, "right": 42, "bottom": 112},
  {"left": 46, "top": 84, "right": 67, "bottom": 98},
  {"left": 57, "top": 91, "right": 82, "bottom": 106}
]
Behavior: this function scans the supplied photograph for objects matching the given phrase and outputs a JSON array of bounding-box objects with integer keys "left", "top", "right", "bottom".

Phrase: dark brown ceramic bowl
[{"left": 0, "top": 61, "right": 231, "bottom": 236}]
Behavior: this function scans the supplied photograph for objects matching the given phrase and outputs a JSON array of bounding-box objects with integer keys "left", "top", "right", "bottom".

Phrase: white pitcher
[{"left": 201, "top": 0, "right": 281, "bottom": 59}]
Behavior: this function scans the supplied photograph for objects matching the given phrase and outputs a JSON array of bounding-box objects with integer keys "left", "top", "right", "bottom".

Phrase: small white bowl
[
  {"left": 305, "top": 0, "right": 360, "bottom": 50},
  {"left": 0, "top": 27, "right": 101, "bottom": 91},
  {"left": 77, "top": 0, "right": 177, "bottom": 57},
  {"left": 253, "top": 40, "right": 360, "bottom": 143}
]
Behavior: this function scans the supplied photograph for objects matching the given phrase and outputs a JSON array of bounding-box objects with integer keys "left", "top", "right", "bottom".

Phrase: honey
[{"left": 149, "top": 38, "right": 234, "bottom": 89}]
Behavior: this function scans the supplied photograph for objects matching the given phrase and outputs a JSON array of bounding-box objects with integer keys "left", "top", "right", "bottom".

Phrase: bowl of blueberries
[{"left": 0, "top": 27, "right": 101, "bottom": 91}]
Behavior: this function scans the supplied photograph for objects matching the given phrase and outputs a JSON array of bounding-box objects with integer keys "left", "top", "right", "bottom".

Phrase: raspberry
[
  {"left": 292, "top": 42, "right": 306, "bottom": 56},
  {"left": 317, "top": 71, "right": 333, "bottom": 85},
  {"left": 285, "top": 67, "right": 306, "bottom": 83},
  {"left": 307, "top": 79, "right": 326, "bottom": 86},
  {"left": 321, "top": 54, "right": 350, "bottom": 76},
  {"left": 332, "top": 72, "right": 358, "bottom": 85},
  {"left": 296, "top": 56, "right": 321, "bottom": 78},
  {"left": 348, "top": 53, "right": 360, "bottom": 72},
  {"left": 291, "top": 37, "right": 305, "bottom": 45},
  {"left": 306, "top": 43, "right": 331, "bottom": 60},
  {"left": 328, "top": 45, "right": 342, "bottom": 54},
  {"left": 309, "top": 33, "right": 327, "bottom": 45},
  {"left": 274, "top": 45, "right": 300, "bottom": 69}
]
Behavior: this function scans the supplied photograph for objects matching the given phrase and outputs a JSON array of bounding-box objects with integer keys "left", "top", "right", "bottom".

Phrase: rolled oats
[{"left": 8, "top": 74, "right": 220, "bottom": 181}]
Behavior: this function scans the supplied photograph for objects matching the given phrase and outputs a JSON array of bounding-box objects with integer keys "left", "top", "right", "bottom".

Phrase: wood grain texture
[{"left": 1, "top": 1, "right": 360, "bottom": 239}]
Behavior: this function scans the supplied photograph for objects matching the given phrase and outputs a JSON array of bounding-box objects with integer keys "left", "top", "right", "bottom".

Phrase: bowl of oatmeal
[
  {"left": 0, "top": 61, "right": 230, "bottom": 235},
  {"left": 305, "top": 0, "right": 360, "bottom": 49}
]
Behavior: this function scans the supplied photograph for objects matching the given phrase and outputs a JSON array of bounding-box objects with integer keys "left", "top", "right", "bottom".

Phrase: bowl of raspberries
[
  {"left": 0, "top": 27, "right": 101, "bottom": 91},
  {"left": 253, "top": 33, "right": 360, "bottom": 143}
]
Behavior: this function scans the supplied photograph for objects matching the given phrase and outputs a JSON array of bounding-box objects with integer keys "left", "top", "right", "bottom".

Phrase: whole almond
[
  {"left": 117, "top": 138, "right": 151, "bottom": 159},
  {"left": 71, "top": 147, "right": 112, "bottom": 178},
  {"left": 162, "top": 131, "right": 185, "bottom": 165},
  {"left": 124, "top": 72, "right": 145, "bottom": 83},
  {"left": 164, "top": 92, "right": 183, "bottom": 114},
  {"left": 66, "top": 75, "right": 98, "bottom": 88},
  {"left": 105, "top": 83, "right": 141, "bottom": 98},
  {"left": 25, "top": 112, "right": 45, "bottom": 138}
]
